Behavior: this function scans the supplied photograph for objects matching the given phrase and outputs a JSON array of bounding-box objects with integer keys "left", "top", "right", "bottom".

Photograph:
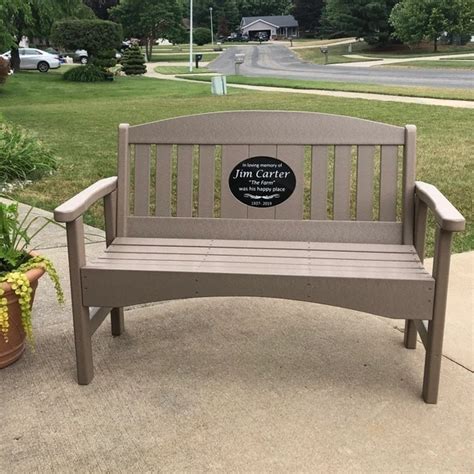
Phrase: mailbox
[
  {"left": 195, "top": 53, "right": 203, "bottom": 68},
  {"left": 320, "top": 47, "right": 328, "bottom": 54},
  {"left": 234, "top": 54, "right": 245, "bottom": 64}
]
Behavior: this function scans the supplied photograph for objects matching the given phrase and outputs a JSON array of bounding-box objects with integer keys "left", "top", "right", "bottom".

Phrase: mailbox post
[
  {"left": 234, "top": 53, "right": 245, "bottom": 75},
  {"left": 320, "top": 46, "right": 329, "bottom": 65},
  {"left": 195, "top": 53, "right": 203, "bottom": 68}
]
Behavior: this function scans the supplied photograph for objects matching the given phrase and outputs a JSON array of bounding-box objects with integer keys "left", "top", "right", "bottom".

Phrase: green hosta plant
[{"left": 0, "top": 201, "right": 64, "bottom": 343}]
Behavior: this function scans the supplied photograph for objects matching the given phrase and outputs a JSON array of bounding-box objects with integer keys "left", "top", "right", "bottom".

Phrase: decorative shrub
[
  {"left": 121, "top": 45, "right": 146, "bottom": 75},
  {"left": 0, "top": 124, "right": 57, "bottom": 184},
  {"left": 193, "top": 28, "right": 212, "bottom": 46},
  {"left": 63, "top": 64, "right": 106, "bottom": 82},
  {"left": 0, "top": 57, "right": 9, "bottom": 86}
]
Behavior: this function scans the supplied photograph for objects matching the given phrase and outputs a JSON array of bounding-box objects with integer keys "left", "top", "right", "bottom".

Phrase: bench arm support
[{"left": 54, "top": 177, "right": 118, "bottom": 223}]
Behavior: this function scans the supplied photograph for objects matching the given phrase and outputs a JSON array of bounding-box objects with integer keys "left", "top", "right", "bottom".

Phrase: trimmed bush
[
  {"left": 122, "top": 45, "right": 146, "bottom": 75},
  {"left": 193, "top": 28, "right": 212, "bottom": 46},
  {"left": 51, "top": 19, "right": 122, "bottom": 57},
  {"left": 0, "top": 124, "right": 57, "bottom": 183},
  {"left": 63, "top": 65, "right": 106, "bottom": 82}
]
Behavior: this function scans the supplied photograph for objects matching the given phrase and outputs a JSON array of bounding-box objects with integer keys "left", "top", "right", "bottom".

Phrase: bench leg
[
  {"left": 71, "top": 301, "right": 94, "bottom": 385},
  {"left": 422, "top": 229, "right": 452, "bottom": 404},
  {"left": 111, "top": 308, "right": 124, "bottom": 336},
  {"left": 403, "top": 320, "right": 417, "bottom": 349}
]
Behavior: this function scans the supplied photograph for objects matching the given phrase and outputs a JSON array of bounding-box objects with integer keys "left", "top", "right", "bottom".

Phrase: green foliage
[
  {"left": 110, "top": 0, "right": 183, "bottom": 60},
  {"left": 390, "top": 0, "right": 474, "bottom": 52},
  {"left": 0, "top": 124, "right": 57, "bottom": 183},
  {"left": 122, "top": 45, "right": 146, "bottom": 75},
  {"left": 293, "top": 0, "right": 324, "bottom": 36},
  {"left": 193, "top": 27, "right": 212, "bottom": 46},
  {"left": 0, "top": 202, "right": 64, "bottom": 343},
  {"left": 322, "top": 0, "right": 399, "bottom": 45},
  {"left": 51, "top": 19, "right": 123, "bottom": 57},
  {"left": 63, "top": 64, "right": 106, "bottom": 82}
]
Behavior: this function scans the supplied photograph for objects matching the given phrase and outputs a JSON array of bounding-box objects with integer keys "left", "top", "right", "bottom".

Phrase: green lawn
[
  {"left": 363, "top": 44, "right": 474, "bottom": 58},
  {"left": 383, "top": 60, "right": 474, "bottom": 70},
  {"left": 0, "top": 70, "right": 472, "bottom": 254},
  {"left": 155, "top": 65, "right": 210, "bottom": 75},
  {"left": 296, "top": 41, "right": 378, "bottom": 64},
  {"left": 150, "top": 52, "right": 221, "bottom": 62},
  {"left": 177, "top": 74, "right": 474, "bottom": 101}
]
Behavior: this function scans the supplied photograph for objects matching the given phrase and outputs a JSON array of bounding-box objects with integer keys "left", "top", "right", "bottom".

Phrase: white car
[{"left": 1, "top": 48, "right": 61, "bottom": 72}]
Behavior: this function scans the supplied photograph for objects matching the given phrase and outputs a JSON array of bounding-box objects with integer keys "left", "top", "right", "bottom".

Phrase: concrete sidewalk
[{"left": 1, "top": 202, "right": 473, "bottom": 472}]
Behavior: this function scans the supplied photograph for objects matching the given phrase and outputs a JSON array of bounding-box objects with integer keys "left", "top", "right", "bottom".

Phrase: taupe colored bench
[{"left": 54, "top": 111, "right": 465, "bottom": 403}]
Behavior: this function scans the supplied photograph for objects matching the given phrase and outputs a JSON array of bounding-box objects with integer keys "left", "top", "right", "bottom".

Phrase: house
[{"left": 240, "top": 15, "right": 299, "bottom": 40}]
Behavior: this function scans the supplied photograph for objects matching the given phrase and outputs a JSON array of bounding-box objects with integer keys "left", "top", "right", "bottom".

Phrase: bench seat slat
[
  {"left": 105, "top": 245, "right": 419, "bottom": 261},
  {"left": 98, "top": 253, "right": 423, "bottom": 269},
  {"left": 112, "top": 237, "right": 415, "bottom": 253}
]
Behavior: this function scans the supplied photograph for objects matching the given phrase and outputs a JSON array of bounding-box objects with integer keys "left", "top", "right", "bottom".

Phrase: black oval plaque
[{"left": 228, "top": 156, "right": 296, "bottom": 208}]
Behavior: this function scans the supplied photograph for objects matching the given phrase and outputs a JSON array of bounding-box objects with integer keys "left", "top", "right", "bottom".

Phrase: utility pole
[
  {"left": 189, "top": 0, "right": 193, "bottom": 72},
  {"left": 210, "top": 7, "right": 214, "bottom": 46}
]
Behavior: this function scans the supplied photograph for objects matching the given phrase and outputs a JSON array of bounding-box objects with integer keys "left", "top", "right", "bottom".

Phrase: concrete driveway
[{"left": 209, "top": 44, "right": 474, "bottom": 89}]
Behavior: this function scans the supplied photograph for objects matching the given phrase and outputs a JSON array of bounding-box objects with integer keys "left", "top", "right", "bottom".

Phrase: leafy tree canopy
[
  {"left": 322, "top": 0, "right": 399, "bottom": 45},
  {"left": 110, "top": 0, "right": 183, "bottom": 59},
  {"left": 390, "top": 0, "right": 474, "bottom": 51}
]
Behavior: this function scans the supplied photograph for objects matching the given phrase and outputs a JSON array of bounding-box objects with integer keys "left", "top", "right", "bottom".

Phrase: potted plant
[{"left": 0, "top": 201, "right": 63, "bottom": 368}]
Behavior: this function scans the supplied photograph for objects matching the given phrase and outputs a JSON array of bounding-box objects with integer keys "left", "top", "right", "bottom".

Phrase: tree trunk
[
  {"left": 11, "top": 47, "right": 20, "bottom": 72},
  {"left": 433, "top": 36, "right": 438, "bottom": 52}
]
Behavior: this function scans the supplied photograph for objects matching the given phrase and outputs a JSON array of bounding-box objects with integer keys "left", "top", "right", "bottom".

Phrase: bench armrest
[
  {"left": 415, "top": 181, "right": 465, "bottom": 232},
  {"left": 54, "top": 177, "right": 118, "bottom": 223}
]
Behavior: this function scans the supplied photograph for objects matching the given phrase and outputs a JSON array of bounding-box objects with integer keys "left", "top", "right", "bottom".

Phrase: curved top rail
[{"left": 126, "top": 111, "right": 407, "bottom": 145}]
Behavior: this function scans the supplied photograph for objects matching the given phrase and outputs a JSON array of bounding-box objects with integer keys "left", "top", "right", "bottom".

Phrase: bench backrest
[{"left": 116, "top": 111, "right": 416, "bottom": 245}]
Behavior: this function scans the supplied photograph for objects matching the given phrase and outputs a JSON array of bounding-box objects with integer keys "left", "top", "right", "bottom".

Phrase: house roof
[{"left": 241, "top": 15, "right": 298, "bottom": 28}]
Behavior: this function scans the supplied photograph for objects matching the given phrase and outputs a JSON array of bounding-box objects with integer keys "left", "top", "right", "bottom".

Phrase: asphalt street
[{"left": 209, "top": 44, "right": 474, "bottom": 89}]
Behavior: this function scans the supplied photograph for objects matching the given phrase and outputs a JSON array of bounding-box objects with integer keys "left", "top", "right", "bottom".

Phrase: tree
[
  {"left": 321, "top": 0, "right": 399, "bottom": 45},
  {"left": 390, "top": 0, "right": 474, "bottom": 51},
  {"left": 110, "top": 0, "right": 183, "bottom": 60},
  {"left": 237, "top": 0, "right": 292, "bottom": 17},
  {"left": 84, "top": 0, "right": 119, "bottom": 20},
  {"left": 0, "top": 0, "right": 93, "bottom": 71},
  {"left": 293, "top": 0, "right": 324, "bottom": 36}
]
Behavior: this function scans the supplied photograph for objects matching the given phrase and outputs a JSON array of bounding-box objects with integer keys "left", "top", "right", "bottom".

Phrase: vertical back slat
[
  {"left": 116, "top": 123, "right": 129, "bottom": 236},
  {"left": 333, "top": 145, "right": 352, "bottom": 220},
  {"left": 198, "top": 145, "right": 215, "bottom": 218},
  {"left": 247, "top": 145, "right": 277, "bottom": 219},
  {"left": 275, "top": 145, "right": 304, "bottom": 220},
  {"left": 221, "top": 145, "right": 248, "bottom": 218},
  {"left": 134, "top": 145, "right": 151, "bottom": 216},
  {"left": 379, "top": 145, "right": 398, "bottom": 221},
  {"left": 356, "top": 145, "right": 375, "bottom": 221},
  {"left": 402, "top": 125, "right": 416, "bottom": 244},
  {"left": 311, "top": 145, "right": 328, "bottom": 220},
  {"left": 176, "top": 145, "right": 193, "bottom": 217},
  {"left": 155, "top": 144, "right": 173, "bottom": 216}
]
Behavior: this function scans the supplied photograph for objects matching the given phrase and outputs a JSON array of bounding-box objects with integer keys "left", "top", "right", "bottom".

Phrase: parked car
[
  {"left": 1, "top": 48, "right": 61, "bottom": 72},
  {"left": 225, "top": 33, "right": 249, "bottom": 42},
  {"left": 61, "top": 49, "right": 89, "bottom": 64}
]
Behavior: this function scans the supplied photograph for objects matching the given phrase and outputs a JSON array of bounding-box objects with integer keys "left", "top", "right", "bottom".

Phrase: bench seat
[{"left": 82, "top": 237, "right": 434, "bottom": 320}]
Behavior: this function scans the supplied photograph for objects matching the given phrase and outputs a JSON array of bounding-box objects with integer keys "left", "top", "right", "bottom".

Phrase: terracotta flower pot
[{"left": 0, "top": 265, "right": 45, "bottom": 368}]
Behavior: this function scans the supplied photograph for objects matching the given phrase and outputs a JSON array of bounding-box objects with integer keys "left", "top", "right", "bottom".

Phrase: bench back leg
[
  {"left": 404, "top": 320, "right": 418, "bottom": 349},
  {"left": 67, "top": 218, "right": 94, "bottom": 385},
  {"left": 422, "top": 228, "right": 452, "bottom": 404},
  {"left": 111, "top": 308, "right": 124, "bottom": 336}
]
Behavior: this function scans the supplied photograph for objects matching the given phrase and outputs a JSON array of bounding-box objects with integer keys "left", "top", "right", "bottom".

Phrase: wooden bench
[{"left": 54, "top": 111, "right": 465, "bottom": 403}]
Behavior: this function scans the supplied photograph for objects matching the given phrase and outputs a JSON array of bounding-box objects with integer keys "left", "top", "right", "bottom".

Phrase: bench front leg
[{"left": 66, "top": 217, "right": 94, "bottom": 384}]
